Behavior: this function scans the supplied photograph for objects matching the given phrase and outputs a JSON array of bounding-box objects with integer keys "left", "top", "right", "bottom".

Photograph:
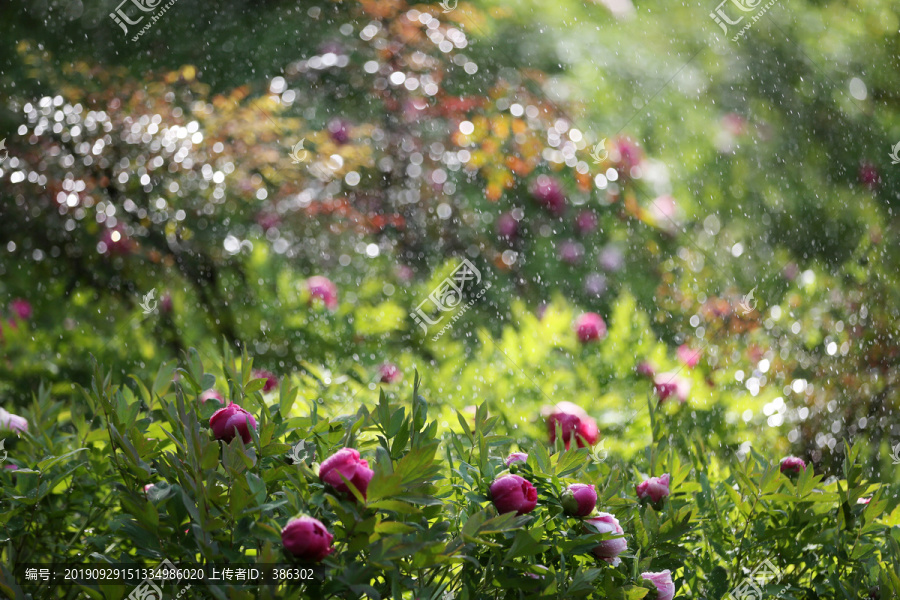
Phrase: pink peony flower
[
  {"left": 562, "top": 483, "right": 597, "bottom": 517},
  {"left": 378, "top": 363, "right": 401, "bottom": 384},
  {"left": 636, "top": 473, "right": 670, "bottom": 505},
  {"left": 209, "top": 403, "right": 257, "bottom": 444},
  {"left": 636, "top": 361, "right": 656, "bottom": 378},
  {"left": 858, "top": 162, "right": 880, "bottom": 190},
  {"left": 857, "top": 497, "right": 871, "bottom": 505},
  {"left": 676, "top": 345, "right": 702, "bottom": 368},
  {"left": 9, "top": 299, "right": 32, "bottom": 321},
  {"left": 575, "top": 210, "right": 598, "bottom": 235},
  {"left": 496, "top": 212, "right": 519, "bottom": 238},
  {"left": 281, "top": 516, "right": 334, "bottom": 562},
  {"left": 490, "top": 474, "right": 538, "bottom": 515},
  {"left": 160, "top": 293, "right": 173, "bottom": 314},
  {"left": 199, "top": 389, "right": 224, "bottom": 404},
  {"left": 558, "top": 240, "right": 585, "bottom": 265},
  {"left": 307, "top": 276, "right": 339, "bottom": 310},
  {"left": 0, "top": 408, "right": 28, "bottom": 433},
  {"left": 505, "top": 452, "right": 528, "bottom": 467},
  {"left": 252, "top": 369, "right": 279, "bottom": 393},
  {"left": 598, "top": 245, "right": 625, "bottom": 272},
  {"left": 612, "top": 136, "right": 643, "bottom": 174},
  {"left": 319, "top": 448, "right": 374, "bottom": 500},
  {"left": 641, "top": 570, "right": 675, "bottom": 600},
  {"left": 780, "top": 456, "right": 806, "bottom": 476},
  {"left": 653, "top": 372, "right": 690, "bottom": 404},
  {"left": 546, "top": 402, "right": 599, "bottom": 449},
  {"left": 585, "top": 512, "right": 627, "bottom": 565},
  {"left": 574, "top": 312, "right": 607, "bottom": 343},
  {"left": 327, "top": 118, "right": 352, "bottom": 145},
  {"left": 530, "top": 175, "right": 566, "bottom": 216},
  {"left": 143, "top": 483, "right": 156, "bottom": 494}
]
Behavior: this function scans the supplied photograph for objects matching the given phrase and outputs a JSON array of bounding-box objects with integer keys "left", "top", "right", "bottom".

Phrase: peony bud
[
  {"left": 252, "top": 369, "right": 279, "bottom": 393},
  {"left": 530, "top": 175, "right": 566, "bottom": 216},
  {"left": 496, "top": 212, "right": 519, "bottom": 239},
  {"left": 653, "top": 372, "right": 690, "bottom": 404},
  {"left": 641, "top": 570, "right": 675, "bottom": 600},
  {"left": 562, "top": 483, "right": 597, "bottom": 517},
  {"left": 281, "top": 516, "right": 334, "bottom": 562},
  {"left": 378, "top": 363, "right": 401, "bottom": 384},
  {"left": 200, "top": 389, "right": 224, "bottom": 404},
  {"left": 546, "top": 402, "right": 599, "bottom": 449},
  {"left": 209, "top": 403, "right": 257, "bottom": 444},
  {"left": 575, "top": 210, "right": 598, "bottom": 235},
  {"left": 0, "top": 408, "right": 28, "bottom": 434},
  {"left": 307, "top": 276, "right": 339, "bottom": 310},
  {"left": 574, "top": 312, "right": 607, "bottom": 344},
  {"left": 327, "top": 118, "right": 352, "bottom": 145},
  {"left": 490, "top": 474, "right": 538, "bottom": 515},
  {"left": 585, "top": 512, "right": 627, "bottom": 565},
  {"left": 636, "top": 361, "right": 656, "bottom": 378},
  {"left": 780, "top": 456, "right": 806, "bottom": 476},
  {"left": 636, "top": 473, "right": 670, "bottom": 506},
  {"left": 9, "top": 299, "right": 32, "bottom": 321},
  {"left": 319, "top": 448, "right": 374, "bottom": 500},
  {"left": 505, "top": 452, "right": 528, "bottom": 467},
  {"left": 676, "top": 345, "right": 702, "bottom": 368}
]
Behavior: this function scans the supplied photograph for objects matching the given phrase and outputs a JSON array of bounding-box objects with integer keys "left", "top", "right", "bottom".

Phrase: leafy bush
[{"left": 2, "top": 346, "right": 899, "bottom": 599}]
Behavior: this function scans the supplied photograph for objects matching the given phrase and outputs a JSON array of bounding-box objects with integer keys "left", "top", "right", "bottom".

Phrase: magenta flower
[
  {"left": 307, "top": 276, "right": 339, "bottom": 310},
  {"left": 635, "top": 361, "right": 656, "bottom": 378},
  {"left": 199, "top": 389, "right": 224, "bottom": 404},
  {"left": 636, "top": 473, "right": 670, "bottom": 505},
  {"left": 574, "top": 312, "right": 607, "bottom": 343},
  {"left": 319, "top": 448, "right": 374, "bottom": 500},
  {"left": 558, "top": 240, "right": 585, "bottom": 265},
  {"left": 490, "top": 474, "right": 538, "bottom": 515},
  {"left": 505, "top": 452, "right": 528, "bottom": 467},
  {"left": 653, "top": 372, "right": 690, "bottom": 404},
  {"left": 496, "top": 212, "right": 519, "bottom": 238},
  {"left": 209, "top": 403, "right": 257, "bottom": 444},
  {"left": 676, "top": 345, "right": 702, "bottom": 368},
  {"left": 327, "top": 118, "right": 352, "bottom": 145},
  {"left": 0, "top": 408, "right": 28, "bottom": 434},
  {"left": 281, "top": 516, "right": 334, "bottom": 562},
  {"left": 9, "top": 299, "right": 32, "bottom": 321},
  {"left": 641, "top": 570, "right": 675, "bottom": 600},
  {"left": 252, "top": 369, "right": 279, "bottom": 393},
  {"left": 378, "top": 363, "right": 401, "bottom": 384},
  {"left": 575, "top": 210, "right": 598, "bottom": 235},
  {"left": 546, "top": 402, "right": 599, "bottom": 449},
  {"left": 530, "top": 174, "right": 566, "bottom": 216},
  {"left": 562, "top": 483, "right": 597, "bottom": 517},
  {"left": 585, "top": 512, "right": 627, "bottom": 566},
  {"left": 780, "top": 456, "right": 806, "bottom": 476}
]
